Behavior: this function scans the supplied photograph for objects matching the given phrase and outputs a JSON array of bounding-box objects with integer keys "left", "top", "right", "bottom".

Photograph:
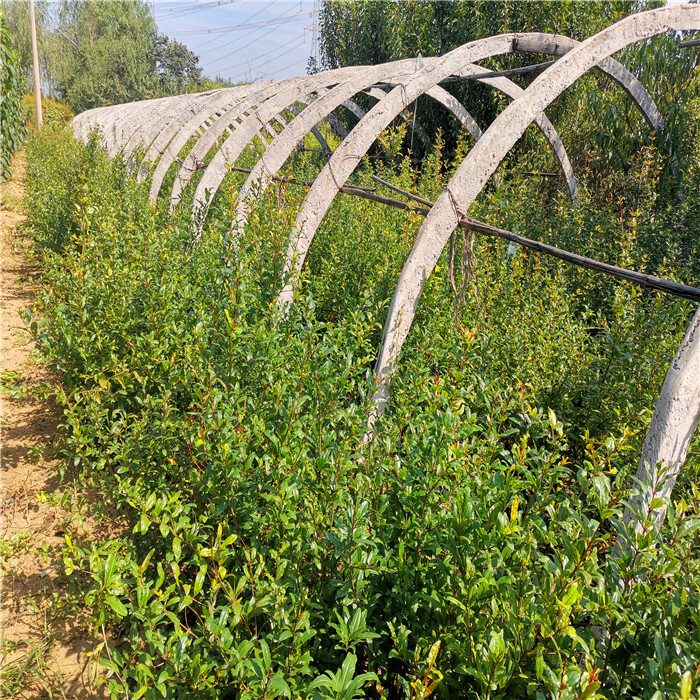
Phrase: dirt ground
[{"left": 1, "top": 154, "right": 106, "bottom": 698}]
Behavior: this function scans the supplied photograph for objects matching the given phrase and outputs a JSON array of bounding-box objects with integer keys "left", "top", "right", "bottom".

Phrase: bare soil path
[{"left": 1, "top": 153, "right": 105, "bottom": 698}]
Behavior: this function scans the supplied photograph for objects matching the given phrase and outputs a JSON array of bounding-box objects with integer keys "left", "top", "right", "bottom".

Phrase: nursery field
[
  {"left": 2, "top": 6, "right": 700, "bottom": 698},
  {"left": 11, "top": 102, "right": 699, "bottom": 698}
]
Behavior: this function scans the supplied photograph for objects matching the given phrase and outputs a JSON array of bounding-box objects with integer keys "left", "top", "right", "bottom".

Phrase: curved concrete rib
[
  {"left": 207, "top": 48, "right": 580, "bottom": 239},
  {"left": 280, "top": 32, "right": 636, "bottom": 309},
  {"left": 425, "top": 86, "right": 483, "bottom": 142},
  {"left": 121, "top": 92, "right": 216, "bottom": 159},
  {"left": 619, "top": 306, "right": 700, "bottom": 537},
  {"left": 325, "top": 112, "right": 349, "bottom": 139},
  {"left": 169, "top": 78, "right": 307, "bottom": 205},
  {"left": 146, "top": 85, "right": 270, "bottom": 199},
  {"left": 369, "top": 4, "right": 698, "bottom": 430},
  {"left": 124, "top": 89, "right": 245, "bottom": 162},
  {"left": 187, "top": 66, "right": 380, "bottom": 216},
  {"left": 233, "top": 80, "right": 499, "bottom": 237}
]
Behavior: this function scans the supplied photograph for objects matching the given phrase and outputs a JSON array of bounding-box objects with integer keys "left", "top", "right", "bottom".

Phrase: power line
[
  {"left": 34, "top": 4, "right": 78, "bottom": 49},
  {"left": 200, "top": 22, "right": 280, "bottom": 67},
  {"left": 156, "top": 0, "right": 239, "bottom": 21},
  {"left": 221, "top": 33, "right": 303, "bottom": 73},
  {"left": 217, "top": 34, "right": 305, "bottom": 79},
  {"left": 176, "top": 12, "right": 311, "bottom": 36},
  {"left": 189, "top": 0, "right": 277, "bottom": 55},
  {"left": 199, "top": 4, "right": 301, "bottom": 66},
  {"left": 232, "top": 42, "right": 304, "bottom": 82}
]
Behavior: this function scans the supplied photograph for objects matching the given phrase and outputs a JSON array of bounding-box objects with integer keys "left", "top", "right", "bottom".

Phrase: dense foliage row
[
  {"left": 23, "top": 105, "right": 700, "bottom": 698},
  {"left": 319, "top": 0, "right": 654, "bottom": 69},
  {"left": 0, "top": 10, "right": 27, "bottom": 180},
  {"left": 318, "top": 0, "right": 699, "bottom": 199}
]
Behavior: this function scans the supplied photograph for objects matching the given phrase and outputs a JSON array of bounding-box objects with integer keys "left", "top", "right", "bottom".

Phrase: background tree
[
  {"left": 50, "top": 0, "right": 159, "bottom": 112},
  {"left": 318, "top": 1, "right": 659, "bottom": 71},
  {"left": 1, "top": 9, "right": 27, "bottom": 179},
  {"left": 2, "top": 0, "right": 56, "bottom": 94},
  {"left": 152, "top": 34, "right": 202, "bottom": 96},
  {"left": 3, "top": 0, "right": 204, "bottom": 114}
]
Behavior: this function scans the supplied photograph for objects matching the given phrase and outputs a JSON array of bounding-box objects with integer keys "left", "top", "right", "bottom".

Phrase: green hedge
[
  {"left": 0, "top": 11, "right": 27, "bottom": 180},
  {"left": 24, "top": 120, "right": 700, "bottom": 700}
]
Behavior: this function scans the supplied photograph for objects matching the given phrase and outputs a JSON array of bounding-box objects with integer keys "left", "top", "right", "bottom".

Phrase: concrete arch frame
[
  {"left": 363, "top": 5, "right": 699, "bottom": 533},
  {"left": 231, "top": 60, "right": 588, "bottom": 240},
  {"left": 144, "top": 85, "right": 341, "bottom": 201},
  {"left": 276, "top": 30, "right": 662, "bottom": 309},
  {"left": 168, "top": 69, "right": 370, "bottom": 206},
  {"left": 367, "top": 5, "right": 697, "bottom": 424},
  {"left": 193, "top": 49, "right": 590, "bottom": 232},
  {"left": 123, "top": 89, "right": 245, "bottom": 161},
  {"left": 69, "top": 10, "right": 698, "bottom": 531},
  {"left": 144, "top": 85, "right": 267, "bottom": 193}
]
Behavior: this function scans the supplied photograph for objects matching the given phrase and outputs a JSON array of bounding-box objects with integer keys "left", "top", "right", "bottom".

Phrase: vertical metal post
[{"left": 29, "top": 0, "right": 43, "bottom": 129}]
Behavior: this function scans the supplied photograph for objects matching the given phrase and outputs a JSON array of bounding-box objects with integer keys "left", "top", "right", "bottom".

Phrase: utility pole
[{"left": 29, "top": 0, "right": 43, "bottom": 129}]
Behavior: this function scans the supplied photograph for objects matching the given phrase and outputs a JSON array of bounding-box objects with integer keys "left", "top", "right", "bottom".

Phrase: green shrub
[
  {"left": 0, "top": 10, "right": 27, "bottom": 179},
  {"left": 24, "top": 112, "right": 700, "bottom": 700},
  {"left": 22, "top": 94, "right": 74, "bottom": 130}
]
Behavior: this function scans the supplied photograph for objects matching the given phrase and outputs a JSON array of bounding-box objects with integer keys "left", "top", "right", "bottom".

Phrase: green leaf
[
  {"left": 267, "top": 675, "right": 291, "bottom": 698},
  {"left": 650, "top": 498, "right": 665, "bottom": 511},
  {"left": 681, "top": 670, "right": 692, "bottom": 700},
  {"left": 104, "top": 595, "right": 127, "bottom": 618},
  {"left": 427, "top": 640, "right": 441, "bottom": 669},
  {"left": 193, "top": 564, "right": 207, "bottom": 595},
  {"left": 580, "top": 680, "right": 600, "bottom": 700},
  {"left": 677, "top": 518, "right": 700, "bottom": 539}
]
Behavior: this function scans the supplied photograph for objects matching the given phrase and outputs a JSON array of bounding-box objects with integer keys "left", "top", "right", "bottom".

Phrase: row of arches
[{"left": 72, "top": 5, "right": 699, "bottom": 532}]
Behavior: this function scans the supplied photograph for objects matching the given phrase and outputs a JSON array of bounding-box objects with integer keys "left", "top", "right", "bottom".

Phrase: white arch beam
[
  {"left": 125, "top": 88, "right": 255, "bottom": 165},
  {"left": 186, "top": 66, "right": 398, "bottom": 215},
  {"left": 145, "top": 85, "right": 272, "bottom": 199},
  {"left": 170, "top": 72, "right": 361, "bottom": 205},
  {"left": 279, "top": 31, "right": 646, "bottom": 308},
  {"left": 368, "top": 5, "right": 698, "bottom": 430}
]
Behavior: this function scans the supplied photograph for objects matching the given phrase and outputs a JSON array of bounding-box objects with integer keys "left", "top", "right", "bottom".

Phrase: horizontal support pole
[
  {"left": 441, "top": 59, "right": 558, "bottom": 83},
  {"left": 680, "top": 39, "right": 700, "bottom": 48},
  {"left": 369, "top": 59, "right": 558, "bottom": 91},
  {"left": 227, "top": 167, "right": 700, "bottom": 303}
]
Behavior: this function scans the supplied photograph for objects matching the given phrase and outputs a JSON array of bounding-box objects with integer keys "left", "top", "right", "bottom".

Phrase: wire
[
  {"left": 217, "top": 33, "right": 303, "bottom": 73},
  {"left": 156, "top": 0, "right": 239, "bottom": 21},
  {"left": 176, "top": 12, "right": 311, "bottom": 36},
  {"left": 189, "top": 0, "right": 277, "bottom": 55},
  {"left": 199, "top": 5, "right": 301, "bottom": 66},
  {"left": 157, "top": 0, "right": 238, "bottom": 21},
  {"left": 216, "top": 34, "right": 305, "bottom": 79},
  {"left": 199, "top": 22, "right": 279, "bottom": 65},
  {"left": 34, "top": 4, "right": 79, "bottom": 49},
  {"left": 232, "top": 42, "right": 304, "bottom": 82}
]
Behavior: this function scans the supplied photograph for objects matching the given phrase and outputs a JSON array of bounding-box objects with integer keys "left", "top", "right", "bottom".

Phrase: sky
[{"left": 154, "top": 0, "right": 316, "bottom": 84}]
